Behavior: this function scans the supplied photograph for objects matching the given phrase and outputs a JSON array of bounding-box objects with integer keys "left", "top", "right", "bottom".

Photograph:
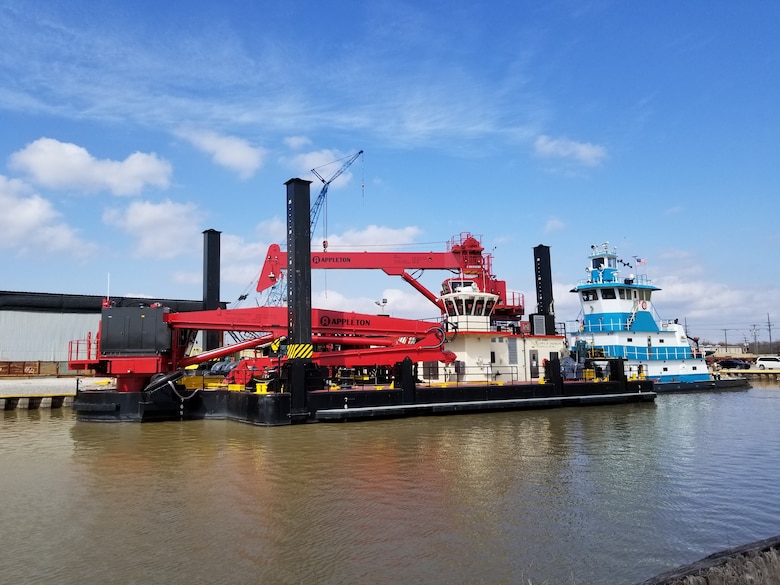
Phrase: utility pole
[
  {"left": 750, "top": 325, "right": 759, "bottom": 354},
  {"left": 768, "top": 313, "right": 773, "bottom": 354}
]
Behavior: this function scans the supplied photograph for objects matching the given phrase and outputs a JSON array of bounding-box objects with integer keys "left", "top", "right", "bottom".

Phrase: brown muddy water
[{"left": 1, "top": 382, "right": 779, "bottom": 585}]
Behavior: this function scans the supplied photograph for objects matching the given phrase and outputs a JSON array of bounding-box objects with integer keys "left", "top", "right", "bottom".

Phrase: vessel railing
[
  {"left": 419, "top": 363, "right": 527, "bottom": 386},
  {"left": 575, "top": 273, "right": 651, "bottom": 286},
  {"left": 582, "top": 344, "right": 695, "bottom": 361},
  {"left": 502, "top": 290, "right": 525, "bottom": 309},
  {"left": 581, "top": 318, "right": 629, "bottom": 333},
  {"left": 67, "top": 331, "right": 99, "bottom": 363}
]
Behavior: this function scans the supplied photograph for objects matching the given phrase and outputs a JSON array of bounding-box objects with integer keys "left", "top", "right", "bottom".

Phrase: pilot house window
[
  {"left": 582, "top": 290, "right": 598, "bottom": 302},
  {"left": 601, "top": 288, "right": 616, "bottom": 299}
]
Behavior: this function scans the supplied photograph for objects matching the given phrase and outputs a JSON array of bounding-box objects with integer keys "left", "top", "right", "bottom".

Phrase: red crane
[
  {"left": 68, "top": 304, "right": 455, "bottom": 392},
  {"left": 257, "top": 232, "right": 524, "bottom": 320}
]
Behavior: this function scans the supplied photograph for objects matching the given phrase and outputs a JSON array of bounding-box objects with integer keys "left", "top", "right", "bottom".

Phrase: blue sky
[{"left": 1, "top": 1, "right": 778, "bottom": 345}]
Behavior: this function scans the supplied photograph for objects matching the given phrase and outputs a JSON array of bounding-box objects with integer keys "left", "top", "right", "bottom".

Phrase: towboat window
[
  {"left": 618, "top": 288, "right": 629, "bottom": 299},
  {"left": 601, "top": 288, "right": 616, "bottom": 299},
  {"left": 444, "top": 299, "right": 457, "bottom": 316},
  {"left": 608, "top": 257, "right": 617, "bottom": 268},
  {"left": 592, "top": 258, "right": 605, "bottom": 269},
  {"left": 485, "top": 300, "right": 495, "bottom": 314},
  {"left": 582, "top": 290, "right": 598, "bottom": 302},
  {"left": 465, "top": 298, "right": 475, "bottom": 315},
  {"left": 475, "top": 299, "right": 485, "bottom": 315}
]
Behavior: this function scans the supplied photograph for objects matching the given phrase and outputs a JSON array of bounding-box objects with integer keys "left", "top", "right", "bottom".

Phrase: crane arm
[
  {"left": 256, "top": 246, "right": 462, "bottom": 310},
  {"left": 310, "top": 150, "right": 363, "bottom": 236},
  {"left": 257, "top": 248, "right": 462, "bottom": 288},
  {"left": 313, "top": 150, "right": 363, "bottom": 187}
]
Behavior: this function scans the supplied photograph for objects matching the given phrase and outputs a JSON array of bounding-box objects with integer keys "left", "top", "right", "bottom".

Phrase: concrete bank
[
  {"left": 0, "top": 377, "right": 113, "bottom": 410},
  {"left": 638, "top": 534, "right": 780, "bottom": 584}
]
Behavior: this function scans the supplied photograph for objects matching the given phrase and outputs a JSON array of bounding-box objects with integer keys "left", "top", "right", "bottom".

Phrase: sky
[{"left": 1, "top": 1, "right": 778, "bottom": 346}]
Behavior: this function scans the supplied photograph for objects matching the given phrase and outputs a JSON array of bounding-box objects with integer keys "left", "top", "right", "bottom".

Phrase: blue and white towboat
[{"left": 569, "top": 243, "right": 748, "bottom": 391}]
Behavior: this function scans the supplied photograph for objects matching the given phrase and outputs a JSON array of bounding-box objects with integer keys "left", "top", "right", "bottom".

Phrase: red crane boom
[{"left": 257, "top": 233, "right": 523, "bottom": 318}]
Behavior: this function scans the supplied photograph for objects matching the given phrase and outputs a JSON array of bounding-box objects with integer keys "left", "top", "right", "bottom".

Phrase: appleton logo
[
  {"left": 312, "top": 256, "right": 351, "bottom": 265},
  {"left": 320, "top": 315, "right": 371, "bottom": 327}
]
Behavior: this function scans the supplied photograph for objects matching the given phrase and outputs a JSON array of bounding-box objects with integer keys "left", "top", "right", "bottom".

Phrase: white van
[{"left": 754, "top": 356, "right": 780, "bottom": 370}]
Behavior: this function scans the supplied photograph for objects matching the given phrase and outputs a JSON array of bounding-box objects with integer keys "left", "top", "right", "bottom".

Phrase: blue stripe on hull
[{"left": 650, "top": 373, "right": 711, "bottom": 383}]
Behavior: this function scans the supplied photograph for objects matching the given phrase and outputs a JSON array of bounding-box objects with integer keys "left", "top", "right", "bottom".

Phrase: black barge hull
[
  {"left": 653, "top": 377, "right": 750, "bottom": 393},
  {"left": 72, "top": 379, "right": 655, "bottom": 424}
]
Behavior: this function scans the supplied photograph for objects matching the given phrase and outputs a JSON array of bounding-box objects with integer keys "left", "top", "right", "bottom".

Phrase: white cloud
[
  {"left": 544, "top": 217, "right": 565, "bottom": 233},
  {"left": 0, "top": 174, "right": 96, "bottom": 255},
  {"left": 312, "top": 287, "right": 437, "bottom": 320},
  {"left": 0, "top": 5, "right": 548, "bottom": 154},
  {"left": 8, "top": 138, "right": 172, "bottom": 195},
  {"left": 221, "top": 218, "right": 288, "bottom": 288},
  {"left": 218, "top": 233, "right": 275, "bottom": 292},
  {"left": 102, "top": 199, "right": 204, "bottom": 258},
  {"left": 285, "top": 149, "right": 363, "bottom": 190},
  {"left": 533, "top": 135, "right": 607, "bottom": 167},
  {"left": 219, "top": 233, "right": 271, "bottom": 264},
  {"left": 284, "top": 136, "right": 312, "bottom": 150},
  {"left": 553, "top": 281, "right": 582, "bottom": 323},
  {"left": 169, "top": 218, "right": 290, "bottom": 303},
  {"left": 324, "top": 225, "right": 422, "bottom": 249},
  {"left": 254, "top": 217, "right": 288, "bottom": 244},
  {"left": 177, "top": 129, "right": 266, "bottom": 178}
]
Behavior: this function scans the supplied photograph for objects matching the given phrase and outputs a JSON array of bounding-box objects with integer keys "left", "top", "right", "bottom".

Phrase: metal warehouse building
[{"left": 0, "top": 291, "right": 205, "bottom": 375}]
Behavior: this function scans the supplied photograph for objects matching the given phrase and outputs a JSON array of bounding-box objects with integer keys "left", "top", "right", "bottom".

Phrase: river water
[{"left": 2, "top": 381, "right": 779, "bottom": 585}]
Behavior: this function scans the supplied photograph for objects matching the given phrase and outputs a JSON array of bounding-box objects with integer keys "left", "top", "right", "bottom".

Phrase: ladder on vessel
[{"left": 626, "top": 301, "right": 639, "bottom": 330}]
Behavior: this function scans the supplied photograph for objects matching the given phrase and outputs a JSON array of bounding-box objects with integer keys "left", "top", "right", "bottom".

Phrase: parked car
[
  {"left": 718, "top": 359, "right": 750, "bottom": 370},
  {"left": 755, "top": 356, "right": 780, "bottom": 370}
]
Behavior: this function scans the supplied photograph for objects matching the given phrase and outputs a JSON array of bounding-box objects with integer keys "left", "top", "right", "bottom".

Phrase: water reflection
[{"left": 2, "top": 386, "right": 778, "bottom": 584}]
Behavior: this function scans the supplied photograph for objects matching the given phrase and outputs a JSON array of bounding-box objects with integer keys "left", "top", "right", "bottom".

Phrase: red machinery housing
[
  {"left": 69, "top": 304, "right": 455, "bottom": 392},
  {"left": 68, "top": 234, "right": 519, "bottom": 393}
]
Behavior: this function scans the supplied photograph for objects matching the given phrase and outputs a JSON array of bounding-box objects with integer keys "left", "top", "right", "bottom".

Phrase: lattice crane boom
[
  {"left": 309, "top": 150, "right": 363, "bottom": 238},
  {"left": 263, "top": 149, "right": 363, "bottom": 307}
]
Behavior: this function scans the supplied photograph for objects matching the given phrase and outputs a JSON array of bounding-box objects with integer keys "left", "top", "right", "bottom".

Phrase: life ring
[{"left": 640, "top": 301, "right": 647, "bottom": 310}]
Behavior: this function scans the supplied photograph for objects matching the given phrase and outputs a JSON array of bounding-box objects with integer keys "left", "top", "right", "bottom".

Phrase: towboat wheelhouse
[{"left": 570, "top": 243, "right": 710, "bottom": 384}]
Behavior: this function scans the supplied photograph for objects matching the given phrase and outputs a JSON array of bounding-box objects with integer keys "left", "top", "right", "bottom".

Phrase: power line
[{"left": 329, "top": 240, "right": 450, "bottom": 249}]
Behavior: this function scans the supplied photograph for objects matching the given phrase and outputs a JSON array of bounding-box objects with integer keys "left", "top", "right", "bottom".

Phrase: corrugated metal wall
[{"left": 0, "top": 311, "right": 100, "bottom": 361}]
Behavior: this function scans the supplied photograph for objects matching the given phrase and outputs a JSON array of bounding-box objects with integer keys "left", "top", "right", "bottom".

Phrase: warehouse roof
[{"left": 0, "top": 291, "right": 213, "bottom": 314}]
